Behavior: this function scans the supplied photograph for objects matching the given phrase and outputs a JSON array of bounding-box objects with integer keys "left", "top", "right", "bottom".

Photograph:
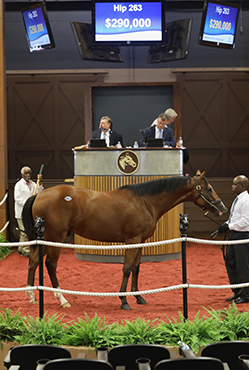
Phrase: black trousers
[{"left": 225, "top": 231, "right": 249, "bottom": 299}]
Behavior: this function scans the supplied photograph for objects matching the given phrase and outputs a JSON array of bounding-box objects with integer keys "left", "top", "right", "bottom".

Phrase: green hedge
[
  {"left": 0, "top": 233, "right": 12, "bottom": 260},
  {"left": 1, "top": 303, "right": 249, "bottom": 353}
]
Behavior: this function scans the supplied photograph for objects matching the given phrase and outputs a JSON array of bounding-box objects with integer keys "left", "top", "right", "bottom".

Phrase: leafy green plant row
[
  {"left": 0, "top": 233, "right": 12, "bottom": 260},
  {"left": 1, "top": 303, "right": 249, "bottom": 353}
]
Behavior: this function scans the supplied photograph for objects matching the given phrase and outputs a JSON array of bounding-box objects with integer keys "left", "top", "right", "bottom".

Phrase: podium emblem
[{"left": 117, "top": 150, "right": 139, "bottom": 175}]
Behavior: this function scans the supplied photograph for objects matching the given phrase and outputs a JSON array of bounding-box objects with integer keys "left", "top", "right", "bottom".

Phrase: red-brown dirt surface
[{"left": 0, "top": 242, "right": 248, "bottom": 325}]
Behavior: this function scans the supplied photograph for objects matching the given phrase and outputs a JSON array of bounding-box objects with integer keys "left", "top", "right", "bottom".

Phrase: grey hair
[
  {"left": 100, "top": 116, "right": 113, "bottom": 129},
  {"left": 165, "top": 108, "right": 178, "bottom": 120},
  {"left": 21, "top": 166, "right": 31, "bottom": 175},
  {"left": 158, "top": 112, "right": 167, "bottom": 121}
]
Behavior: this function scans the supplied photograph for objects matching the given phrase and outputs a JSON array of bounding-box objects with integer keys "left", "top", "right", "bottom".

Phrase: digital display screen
[
  {"left": 199, "top": 1, "right": 239, "bottom": 48},
  {"left": 148, "top": 18, "right": 193, "bottom": 63},
  {"left": 21, "top": 3, "right": 55, "bottom": 52},
  {"left": 93, "top": 1, "right": 163, "bottom": 44}
]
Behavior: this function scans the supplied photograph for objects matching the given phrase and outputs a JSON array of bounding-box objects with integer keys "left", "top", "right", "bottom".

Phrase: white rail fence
[
  {"left": 0, "top": 192, "right": 9, "bottom": 233},
  {"left": 1, "top": 237, "right": 249, "bottom": 297}
]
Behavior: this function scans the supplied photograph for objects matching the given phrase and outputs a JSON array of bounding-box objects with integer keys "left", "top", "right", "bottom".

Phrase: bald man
[
  {"left": 218, "top": 175, "right": 249, "bottom": 303},
  {"left": 14, "top": 166, "right": 43, "bottom": 257}
]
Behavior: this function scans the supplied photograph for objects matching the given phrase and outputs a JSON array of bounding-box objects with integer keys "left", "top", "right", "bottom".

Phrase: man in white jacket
[{"left": 14, "top": 166, "right": 43, "bottom": 257}]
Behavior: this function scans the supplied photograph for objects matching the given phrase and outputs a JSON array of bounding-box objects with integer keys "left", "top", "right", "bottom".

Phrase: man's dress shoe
[
  {"left": 225, "top": 294, "right": 239, "bottom": 302},
  {"left": 234, "top": 297, "right": 249, "bottom": 304}
]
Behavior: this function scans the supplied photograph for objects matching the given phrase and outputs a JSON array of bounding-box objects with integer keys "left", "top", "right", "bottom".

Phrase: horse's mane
[{"left": 118, "top": 176, "right": 191, "bottom": 196}]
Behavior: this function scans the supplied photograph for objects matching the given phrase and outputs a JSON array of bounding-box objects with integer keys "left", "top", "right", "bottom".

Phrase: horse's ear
[
  {"left": 200, "top": 171, "right": 205, "bottom": 179},
  {"left": 196, "top": 170, "right": 201, "bottom": 176}
]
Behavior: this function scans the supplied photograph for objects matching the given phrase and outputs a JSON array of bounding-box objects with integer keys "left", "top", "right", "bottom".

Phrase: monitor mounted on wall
[
  {"left": 198, "top": 0, "right": 240, "bottom": 49},
  {"left": 148, "top": 18, "right": 192, "bottom": 63},
  {"left": 21, "top": 2, "right": 55, "bottom": 52},
  {"left": 71, "top": 22, "right": 124, "bottom": 62},
  {"left": 92, "top": 0, "right": 164, "bottom": 45}
]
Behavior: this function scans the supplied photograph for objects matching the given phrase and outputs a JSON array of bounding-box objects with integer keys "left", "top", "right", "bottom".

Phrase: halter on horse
[{"left": 22, "top": 170, "right": 227, "bottom": 310}]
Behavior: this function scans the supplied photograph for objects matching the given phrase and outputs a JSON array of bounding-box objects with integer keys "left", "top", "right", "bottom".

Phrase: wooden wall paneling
[
  {"left": 7, "top": 74, "right": 99, "bottom": 179},
  {"left": 7, "top": 75, "right": 59, "bottom": 178},
  {"left": 226, "top": 74, "right": 249, "bottom": 176},
  {"left": 177, "top": 72, "right": 249, "bottom": 178},
  {"left": 0, "top": 0, "right": 7, "bottom": 237},
  {"left": 173, "top": 81, "right": 181, "bottom": 142}
]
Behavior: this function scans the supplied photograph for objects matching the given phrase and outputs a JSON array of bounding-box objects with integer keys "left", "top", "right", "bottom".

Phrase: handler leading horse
[{"left": 22, "top": 170, "right": 227, "bottom": 310}]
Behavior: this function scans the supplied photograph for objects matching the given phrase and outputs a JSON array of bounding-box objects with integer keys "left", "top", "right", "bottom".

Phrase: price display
[
  {"left": 29, "top": 23, "right": 45, "bottom": 35},
  {"left": 202, "top": 2, "right": 239, "bottom": 45},
  {"left": 94, "top": 2, "right": 162, "bottom": 42},
  {"left": 105, "top": 17, "right": 152, "bottom": 30},
  {"left": 22, "top": 7, "right": 50, "bottom": 51}
]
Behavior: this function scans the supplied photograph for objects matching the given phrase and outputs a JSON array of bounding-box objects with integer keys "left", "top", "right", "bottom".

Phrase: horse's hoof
[
  {"left": 61, "top": 302, "right": 71, "bottom": 308},
  {"left": 136, "top": 297, "right": 147, "bottom": 305},
  {"left": 26, "top": 291, "right": 38, "bottom": 304},
  {"left": 121, "top": 303, "right": 131, "bottom": 310}
]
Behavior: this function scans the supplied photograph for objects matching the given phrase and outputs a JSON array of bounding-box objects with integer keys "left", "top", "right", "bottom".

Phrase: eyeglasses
[{"left": 158, "top": 120, "right": 166, "bottom": 126}]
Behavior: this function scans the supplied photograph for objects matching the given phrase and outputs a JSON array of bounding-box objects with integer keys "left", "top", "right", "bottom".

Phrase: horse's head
[
  {"left": 191, "top": 170, "right": 227, "bottom": 216},
  {"left": 120, "top": 154, "right": 136, "bottom": 169},
  {"left": 124, "top": 154, "right": 136, "bottom": 167}
]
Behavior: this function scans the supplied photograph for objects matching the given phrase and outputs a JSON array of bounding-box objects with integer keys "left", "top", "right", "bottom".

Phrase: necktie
[
  {"left": 228, "top": 197, "right": 238, "bottom": 223},
  {"left": 158, "top": 129, "right": 162, "bottom": 138},
  {"left": 103, "top": 132, "right": 109, "bottom": 147}
]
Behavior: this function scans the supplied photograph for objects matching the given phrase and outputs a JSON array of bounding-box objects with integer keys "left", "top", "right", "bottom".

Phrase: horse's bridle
[{"left": 193, "top": 176, "right": 222, "bottom": 213}]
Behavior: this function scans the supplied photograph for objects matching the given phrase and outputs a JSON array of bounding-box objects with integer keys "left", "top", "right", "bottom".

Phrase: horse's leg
[
  {"left": 119, "top": 248, "right": 139, "bottom": 310},
  {"left": 45, "top": 247, "right": 71, "bottom": 308},
  {"left": 26, "top": 246, "right": 41, "bottom": 304},
  {"left": 131, "top": 248, "right": 147, "bottom": 305}
]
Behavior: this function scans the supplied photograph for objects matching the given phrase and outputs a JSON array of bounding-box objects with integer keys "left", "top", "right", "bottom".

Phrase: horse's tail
[{"left": 22, "top": 195, "right": 37, "bottom": 240}]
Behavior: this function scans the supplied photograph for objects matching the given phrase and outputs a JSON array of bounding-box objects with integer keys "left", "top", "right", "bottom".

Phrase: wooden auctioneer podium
[{"left": 74, "top": 147, "right": 184, "bottom": 263}]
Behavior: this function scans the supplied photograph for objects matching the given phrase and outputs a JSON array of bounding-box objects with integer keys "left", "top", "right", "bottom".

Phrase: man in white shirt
[
  {"left": 14, "top": 166, "right": 44, "bottom": 257},
  {"left": 218, "top": 175, "right": 249, "bottom": 303}
]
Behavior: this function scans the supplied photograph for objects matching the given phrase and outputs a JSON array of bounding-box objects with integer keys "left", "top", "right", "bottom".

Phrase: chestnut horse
[{"left": 22, "top": 170, "right": 227, "bottom": 310}]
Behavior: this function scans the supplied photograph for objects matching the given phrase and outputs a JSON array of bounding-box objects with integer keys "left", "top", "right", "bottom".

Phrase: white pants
[{"left": 16, "top": 218, "right": 30, "bottom": 254}]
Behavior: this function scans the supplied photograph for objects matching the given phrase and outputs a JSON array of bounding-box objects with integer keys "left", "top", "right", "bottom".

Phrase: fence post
[
  {"left": 179, "top": 214, "right": 189, "bottom": 320},
  {"left": 34, "top": 216, "right": 45, "bottom": 319}
]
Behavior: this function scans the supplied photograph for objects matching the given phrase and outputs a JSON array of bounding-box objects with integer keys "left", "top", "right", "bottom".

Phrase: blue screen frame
[
  {"left": 198, "top": 0, "right": 240, "bottom": 49},
  {"left": 21, "top": 2, "right": 55, "bottom": 52},
  {"left": 92, "top": 0, "right": 164, "bottom": 45}
]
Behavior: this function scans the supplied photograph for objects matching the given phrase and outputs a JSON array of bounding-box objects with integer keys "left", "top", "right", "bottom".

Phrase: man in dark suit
[
  {"left": 138, "top": 112, "right": 176, "bottom": 147},
  {"left": 91, "top": 116, "right": 124, "bottom": 147},
  {"left": 73, "top": 116, "right": 124, "bottom": 150}
]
